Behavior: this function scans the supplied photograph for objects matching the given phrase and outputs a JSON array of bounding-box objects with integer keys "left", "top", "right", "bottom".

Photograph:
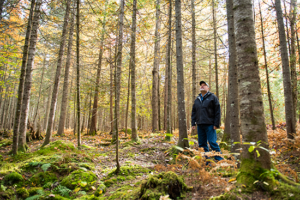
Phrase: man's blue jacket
[{"left": 191, "top": 92, "right": 221, "bottom": 128}]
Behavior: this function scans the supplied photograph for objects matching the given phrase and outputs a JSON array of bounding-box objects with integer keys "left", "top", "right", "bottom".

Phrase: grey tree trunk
[
  {"left": 226, "top": 0, "right": 240, "bottom": 152},
  {"left": 12, "top": 0, "right": 36, "bottom": 154},
  {"left": 175, "top": 0, "right": 189, "bottom": 148},
  {"left": 76, "top": 0, "right": 81, "bottom": 148},
  {"left": 57, "top": 11, "right": 75, "bottom": 136},
  {"left": 233, "top": 0, "right": 271, "bottom": 185},
  {"left": 90, "top": 0, "right": 108, "bottom": 135},
  {"left": 289, "top": 0, "right": 297, "bottom": 124},
  {"left": 166, "top": 0, "right": 172, "bottom": 138},
  {"left": 33, "top": 54, "right": 46, "bottom": 126},
  {"left": 43, "top": 0, "right": 71, "bottom": 146},
  {"left": 191, "top": 0, "right": 197, "bottom": 136},
  {"left": 152, "top": 0, "right": 161, "bottom": 132},
  {"left": 18, "top": 0, "right": 42, "bottom": 152},
  {"left": 275, "top": 0, "right": 296, "bottom": 138},
  {"left": 114, "top": 0, "right": 125, "bottom": 174},
  {"left": 44, "top": 86, "right": 52, "bottom": 131},
  {"left": 109, "top": 44, "right": 113, "bottom": 133},
  {"left": 130, "top": 0, "right": 138, "bottom": 141},
  {"left": 259, "top": 0, "right": 275, "bottom": 130},
  {"left": 125, "top": 69, "right": 130, "bottom": 136},
  {"left": 296, "top": 25, "right": 300, "bottom": 123},
  {"left": 283, "top": 0, "right": 291, "bottom": 55},
  {"left": 212, "top": 0, "right": 219, "bottom": 99}
]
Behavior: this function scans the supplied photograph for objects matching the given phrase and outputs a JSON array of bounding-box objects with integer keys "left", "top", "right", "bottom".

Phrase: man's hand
[
  {"left": 192, "top": 126, "right": 196, "bottom": 130},
  {"left": 213, "top": 126, "right": 217, "bottom": 130}
]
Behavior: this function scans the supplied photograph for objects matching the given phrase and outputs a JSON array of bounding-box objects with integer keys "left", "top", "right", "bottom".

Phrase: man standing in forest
[{"left": 191, "top": 81, "right": 223, "bottom": 161}]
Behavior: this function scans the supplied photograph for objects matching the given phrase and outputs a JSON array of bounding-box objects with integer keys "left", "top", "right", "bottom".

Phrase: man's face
[{"left": 200, "top": 83, "right": 209, "bottom": 92}]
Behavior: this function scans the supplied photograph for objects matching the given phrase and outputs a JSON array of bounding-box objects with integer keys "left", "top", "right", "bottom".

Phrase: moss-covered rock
[
  {"left": 60, "top": 169, "right": 97, "bottom": 191},
  {"left": 3, "top": 171, "right": 24, "bottom": 186},
  {"left": 28, "top": 187, "right": 44, "bottom": 195},
  {"left": 16, "top": 187, "right": 29, "bottom": 198},
  {"left": 107, "top": 165, "right": 150, "bottom": 178},
  {"left": 94, "top": 182, "right": 106, "bottom": 197},
  {"left": 0, "top": 188, "right": 14, "bottom": 199},
  {"left": 140, "top": 171, "right": 191, "bottom": 200},
  {"left": 39, "top": 140, "right": 75, "bottom": 155},
  {"left": 29, "top": 171, "right": 57, "bottom": 186},
  {"left": 104, "top": 179, "right": 116, "bottom": 187}
]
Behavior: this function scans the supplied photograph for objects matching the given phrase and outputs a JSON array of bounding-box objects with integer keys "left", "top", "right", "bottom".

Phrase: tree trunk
[
  {"left": 233, "top": 0, "right": 271, "bottom": 185},
  {"left": 158, "top": 74, "right": 161, "bottom": 131},
  {"left": 18, "top": 0, "right": 42, "bottom": 152},
  {"left": 33, "top": 53, "right": 46, "bottom": 126},
  {"left": 44, "top": 86, "right": 52, "bottom": 131},
  {"left": 212, "top": 0, "right": 219, "bottom": 99},
  {"left": 57, "top": 11, "right": 75, "bottom": 136},
  {"left": 175, "top": 0, "right": 189, "bottom": 148},
  {"left": 166, "top": 0, "right": 172, "bottom": 138},
  {"left": 283, "top": 0, "right": 291, "bottom": 55},
  {"left": 129, "top": 0, "right": 138, "bottom": 141},
  {"left": 275, "top": 0, "right": 296, "bottom": 138},
  {"left": 114, "top": 0, "right": 125, "bottom": 174},
  {"left": 152, "top": 0, "right": 161, "bottom": 132},
  {"left": 226, "top": 0, "right": 240, "bottom": 152},
  {"left": 90, "top": 0, "right": 108, "bottom": 135},
  {"left": 296, "top": 24, "right": 300, "bottom": 123},
  {"left": 259, "top": 0, "right": 275, "bottom": 130},
  {"left": 43, "top": 0, "right": 71, "bottom": 146},
  {"left": 125, "top": 65, "right": 130, "bottom": 137},
  {"left": 191, "top": 0, "right": 197, "bottom": 135},
  {"left": 289, "top": 0, "right": 297, "bottom": 124},
  {"left": 76, "top": 0, "right": 81, "bottom": 148},
  {"left": 12, "top": 0, "right": 36, "bottom": 155},
  {"left": 109, "top": 44, "right": 114, "bottom": 133}
]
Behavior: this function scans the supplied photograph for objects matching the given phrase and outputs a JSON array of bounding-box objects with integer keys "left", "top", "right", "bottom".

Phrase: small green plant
[
  {"left": 53, "top": 185, "right": 72, "bottom": 197},
  {"left": 41, "top": 163, "right": 51, "bottom": 172}
]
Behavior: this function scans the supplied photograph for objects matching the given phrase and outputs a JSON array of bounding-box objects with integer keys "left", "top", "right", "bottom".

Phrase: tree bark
[
  {"left": 43, "top": 0, "right": 71, "bottom": 146},
  {"left": 109, "top": 44, "right": 113, "bottom": 133},
  {"left": 233, "top": 0, "right": 271, "bottom": 185},
  {"left": 18, "top": 0, "right": 42, "bottom": 152},
  {"left": 175, "top": 0, "right": 189, "bottom": 148},
  {"left": 225, "top": 0, "right": 240, "bottom": 153},
  {"left": 76, "top": 0, "right": 81, "bottom": 148},
  {"left": 259, "top": 0, "right": 275, "bottom": 130},
  {"left": 296, "top": 25, "right": 300, "bottom": 123},
  {"left": 152, "top": 0, "right": 161, "bottom": 132},
  {"left": 289, "top": 0, "right": 297, "bottom": 124},
  {"left": 129, "top": 0, "right": 138, "bottom": 141},
  {"left": 33, "top": 53, "right": 46, "bottom": 126},
  {"left": 283, "top": 0, "right": 291, "bottom": 55},
  {"left": 114, "top": 0, "right": 125, "bottom": 174},
  {"left": 12, "top": 0, "right": 36, "bottom": 155},
  {"left": 57, "top": 11, "right": 75, "bottom": 136},
  {"left": 166, "top": 0, "right": 172, "bottom": 138},
  {"left": 275, "top": 0, "right": 296, "bottom": 138},
  {"left": 212, "top": 0, "right": 219, "bottom": 99},
  {"left": 90, "top": 0, "right": 108, "bottom": 135}
]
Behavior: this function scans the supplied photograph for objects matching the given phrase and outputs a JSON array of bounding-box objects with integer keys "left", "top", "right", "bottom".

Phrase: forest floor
[{"left": 0, "top": 124, "right": 300, "bottom": 200}]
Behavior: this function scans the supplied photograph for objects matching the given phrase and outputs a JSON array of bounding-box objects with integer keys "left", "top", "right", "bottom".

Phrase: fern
[
  {"left": 41, "top": 163, "right": 51, "bottom": 172},
  {"left": 25, "top": 195, "right": 42, "bottom": 200},
  {"left": 53, "top": 185, "right": 72, "bottom": 197}
]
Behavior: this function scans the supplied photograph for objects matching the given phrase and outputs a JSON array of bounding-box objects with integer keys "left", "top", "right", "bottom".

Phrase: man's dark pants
[{"left": 197, "top": 124, "right": 223, "bottom": 161}]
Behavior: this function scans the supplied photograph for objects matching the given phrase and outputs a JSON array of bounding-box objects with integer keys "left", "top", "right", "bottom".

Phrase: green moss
[
  {"left": 0, "top": 139, "right": 12, "bottom": 147},
  {"left": 28, "top": 187, "right": 44, "bottom": 195},
  {"left": 60, "top": 169, "right": 97, "bottom": 190},
  {"left": 95, "top": 182, "right": 106, "bottom": 197},
  {"left": 107, "top": 165, "right": 150, "bottom": 178},
  {"left": 79, "top": 163, "right": 95, "bottom": 171},
  {"left": 270, "top": 182, "right": 300, "bottom": 199},
  {"left": 29, "top": 172, "right": 57, "bottom": 186},
  {"left": 81, "top": 144, "right": 96, "bottom": 150},
  {"left": 106, "top": 184, "right": 140, "bottom": 200},
  {"left": 74, "top": 194, "right": 101, "bottom": 200},
  {"left": 39, "top": 140, "right": 75, "bottom": 154},
  {"left": 16, "top": 187, "right": 29, "bottom": 198},
  {"left": 120, "top": 128, "right": 132, "bottom": 135},
  {"left": 3, "top": 171, "right": 24, "bottom": 186},
  {"left": 140, "top": 171, "right": 191, "bottom": 199},
  {"left": 0, "top": 188, "right": 14, "bottom": 199}
]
